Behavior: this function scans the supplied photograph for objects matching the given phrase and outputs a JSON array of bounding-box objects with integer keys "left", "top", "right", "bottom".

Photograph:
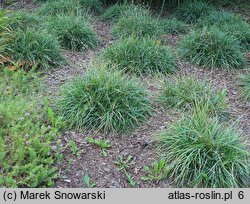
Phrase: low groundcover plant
[
  {"left": 102, "top": 37, "right": 176, "bottom": 75},
  {"left": 4, "top": 28, "right": 65, "bottom": 69},
  {"left": 157, "top": 110, "right": 249, "bottom": 188},
  {"left": 178, "top": 27, "right": 246, "bottom": 69},
  {"left": 158, "top": 76, "right": 228, "bottom": 117},
  {"left": 56, "top": 67, "right": 152, "bottom": 133},
  {"left": 45, "top": 15, "right": 98, "bottom": 51}
]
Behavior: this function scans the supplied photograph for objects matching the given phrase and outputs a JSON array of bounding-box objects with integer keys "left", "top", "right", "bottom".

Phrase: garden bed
[{"left": 0, "top": 0, "right": 249, "bottom": 188}]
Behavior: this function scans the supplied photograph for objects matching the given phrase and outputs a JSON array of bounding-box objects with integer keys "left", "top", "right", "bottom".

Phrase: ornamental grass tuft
[
  {"left": 177, "top": 28, "right": 246, "bottom": 69},
  {"left": 158, "top": 110, "right": 249, "bottom": 187},
  {"left": 102, "top": 37, "right": 176, "bottom": 75},
  {"left": 56, "top": 67, "right": 152, "bottom": 133}
]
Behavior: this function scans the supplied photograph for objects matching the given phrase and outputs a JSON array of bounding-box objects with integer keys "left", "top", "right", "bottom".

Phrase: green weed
[
  {"left": 113, "top": 155, "right": 134, "bottom": 171},
  {"left": 69, "top": 140, "right": 79, "bottom": 157},
  {"left": 113, "top": 155, "right": 136, "bottom": 187},
  {"left": 141, "top": 160, "right": 169, "bottom": 182},
  {"left": 87, "top": 137, "right": 111, "bottom": 157},
  {"left": 55, "top": 139, "right": 63, "bottom": 162},
  {"left": 124, "top": 171, "right": 136, "bottom": 187},
  {"left": 47, "top": 107, "right": 65, "bottom": 130},
  {"left": 64, "top": 158, "right": 74, "bottom": 174},
  {"left": 83, "top": 175, "right": 96, "bottom": 188}
]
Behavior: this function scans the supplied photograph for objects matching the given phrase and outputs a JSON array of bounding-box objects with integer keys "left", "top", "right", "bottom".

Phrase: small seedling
[
  {"left": 47, "top": 106, "right": 65, "bottom": 130},
  {"left": 55, "top": 139, "right": 63, "bottom": 162},
  {"left": 114, "top": 155, "right": 136, "bottom": 187},
  {"left": 87, "top": 137, "right": 111, "bottom": 157},
  {"left": 69, "top": 140, "right": 79, "bottom": 157},
  {"left": 141, "top": 159, "right": 169, "bottom": 182},
  {"left": 83, "top": 175, "right": 96, "bottom": 188},
  {"left": 64, "top": 157, "right": 74, "bottom": 174},
  {"left": 113, "top": 155, "right": 134, "bottom": 171},
  {"left": 124, "top": 170, "right": 136, "bottom": 187}
]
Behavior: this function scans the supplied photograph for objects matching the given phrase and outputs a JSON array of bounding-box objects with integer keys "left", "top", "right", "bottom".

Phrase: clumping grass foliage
[
  {"left": 56, "top": 67, "right": 151, "bottom": 133},
  {"left": 158, "top": 110, "right": 249, "bottom": 187},
  {"left": 0, "top": 11, "right": 11, "bottom": 58},
  {"left": 239, "top": 74, "right": 250, "bottom": 101},
  {"left": 7, "top": 11, "right": 42, "bottom": 30},
  {"left": 0, "top": 10, "right": 7, "bottom": 29},
  {"left": 175, "top": 0, "right": 215, "bottom": 24},
  {"left": 112, "top": 7, "right": 164, "bottom": 38},
  {"left": 178, "top": 28, "right": 246, "bottom": 69},
  {"left": 5, "top": 28, "right": 65, "bottom": 69},
  {"left": 101, "top": 3, "right": 135, "bottom": 22},
  {"left": 102, "top": 37, "right": 176, "bottom": 75},
  {"left": 197, "top": 11, "right": 250, "bottom": 51},
  {"left": 37, "top": 0, "right": 84, "bottom": 16},
  {"left": 79, "top": 0, "right": 103, "bottom": 13},
  {"left": 159, "top": 18, "right": 189, "bottom": 35},
  {"left": 46, "top": 15, "right": 98, "bottom": 51},
  {"left": 0, "top": 69, "right": 58, "bottom": 187},
  {"left": 214, "top": 23, "right": 250, "bottom": 51},
  {"left": 159, "top": 77, "right": 228, "bottom": 117},
  {"left": 197, "top": 10, "right": 247, "bottom": 28}
]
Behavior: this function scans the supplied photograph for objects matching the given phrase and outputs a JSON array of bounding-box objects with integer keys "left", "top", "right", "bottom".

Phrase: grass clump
[
  {"left": 102, "top": 37, "right": 176, "bottom": 75},
  {"left": 197, "top": 11, "right": 247, "bottom": 28},
  {"left": 46, "top": 15, "right": 98, "bottom": 51},
  {"left": 79, "top": 0, "right": 103, "bottom": 13},
  {"left": 56, "top": 67, "right": 151, "bottom": 133},
  {"left": 175, "top": 0, "right": 215, "bottom": 24},
  {"left": 178, "top": 28, "right": 246, "bottom": 69},
  {"left": 197, "top": 11, "right": 250, "bottom": 51},
  {"left": 213, "top": 23, "right": 249, "bottom": 51},
  {"left": 4, "top": 28, "right": 64, "bottom": 69},
  {"left": 239, "top": 73, "right": 250, "bottom": 101},
  {"left": 158, "top": 110, "right": 249, "bottom": 187},
  {"left": 0, "top": 10, "right": 7, "bottom": 29},
  {"left": 112, "top": 7, "right": 164, "bottom": 38},
  {"left": 159, "top": 77, "right": 228, "bottom": 116},
  {"left": 7, "top": 11, "right": 42, "bottom": 30},
  {"left": 101, "top": 3, "right": 135, "bottom": 22},
  {"left": 0, "top": 11, "right": 11, "bottom": 60},
  {"left": 159, "top": 18, "right": 189, "bottom": 35},
  {"left": 0, "top": 68, "right": 60, "bottom": 187},
  {"left": 37, "top": 0, "right": 84, "bottom": 16}
]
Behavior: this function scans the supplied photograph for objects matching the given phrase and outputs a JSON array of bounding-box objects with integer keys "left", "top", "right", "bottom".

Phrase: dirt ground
[{"left": 6, "top": 0, "right": 250, "bottom": 188}]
